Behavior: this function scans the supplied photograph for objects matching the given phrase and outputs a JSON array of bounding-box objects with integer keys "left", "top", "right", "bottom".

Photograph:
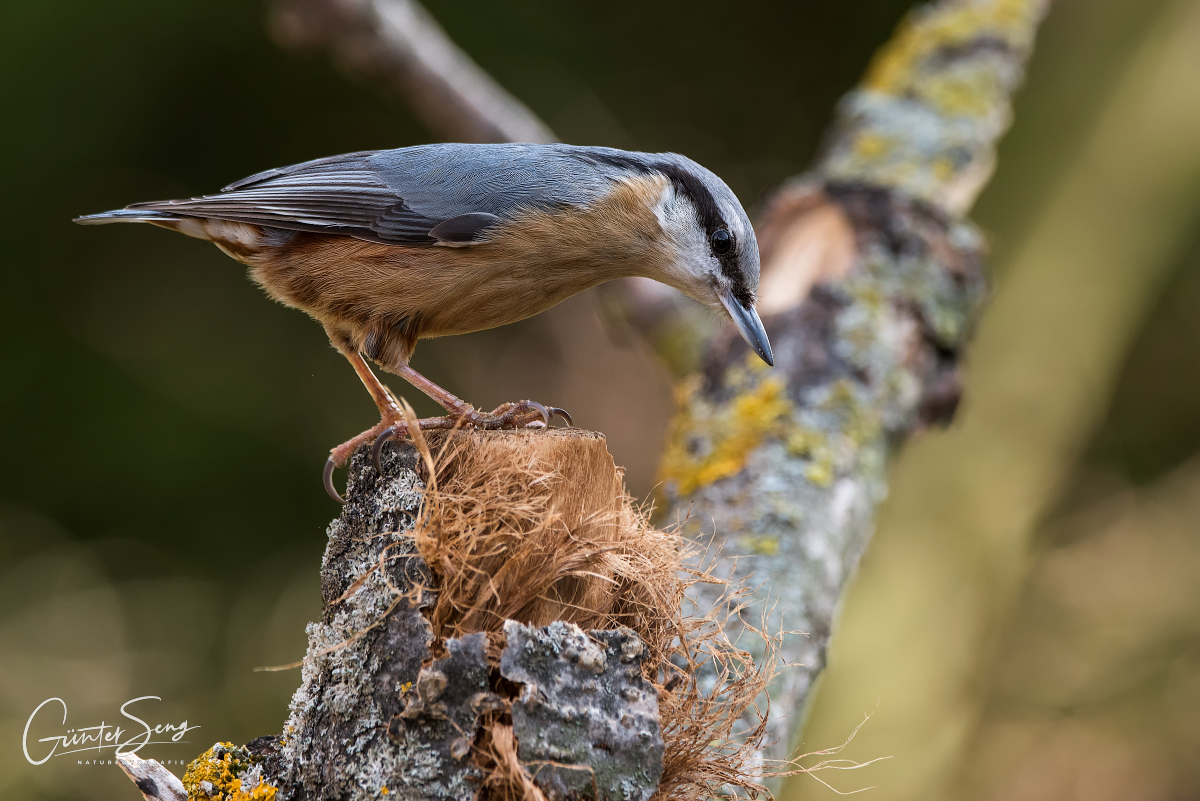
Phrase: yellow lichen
[
  {"left": 925, "top": 72, "right": 999, "bottom": 117},
  {"left": 932, "top": 155, "right": 957, "bottom": 182},
  {"left": 659, "top": 374, "right": 793, "bottom": 496},
  {"left": 854, "top": 133, "right": 893, "bottom": 160},
  {"left": 804, "top": 455, "right": 835, "bottom": 488},
  {"left": 785, "top": 427, "right": 819, "bottom": 458},
  {"left": 821, "top": 379, "right": 882, "bottom": 450},
  {"left": 182, "top": 743, "right": 277, "bottom": 801},
  {"left": 742, "top": 534, "right": 781, "bottom": 557},
  {"left": 864, "top": 0, "right": 1042, "bottom": 108},
  {"left": 785, "top": 427, "right": 837, "bottom": 488}
]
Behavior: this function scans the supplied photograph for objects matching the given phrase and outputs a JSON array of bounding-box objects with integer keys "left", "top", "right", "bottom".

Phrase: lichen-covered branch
[
  {"left": 501, "top": 621, "right": 664, "bottom": 801},
  {"left": 656, "top": 0, "right": 1051, "bottom": 770},
  {"left": 268, "top": 0, "right": 554, "bottom": 144},
  {"left": 819, "top": 0, "right": 1048, "bottom": 216}
]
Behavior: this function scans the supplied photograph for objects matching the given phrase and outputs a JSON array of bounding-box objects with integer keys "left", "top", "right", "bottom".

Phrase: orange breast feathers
[{"left": 198, "top": 173, "right": 674, "bottom": 368}]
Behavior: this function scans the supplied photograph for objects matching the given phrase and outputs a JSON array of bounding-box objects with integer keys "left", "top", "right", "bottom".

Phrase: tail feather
[{"left": 74, "top": 209, "right": 181, "bottom": 225}]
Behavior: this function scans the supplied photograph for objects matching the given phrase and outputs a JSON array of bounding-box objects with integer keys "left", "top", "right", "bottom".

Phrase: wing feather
[
  {"left": 125, "top": 144, "right": 630, "bottom": 245},
  {"left": 129, "top": 154, "right": 429, "bottom": 244}
]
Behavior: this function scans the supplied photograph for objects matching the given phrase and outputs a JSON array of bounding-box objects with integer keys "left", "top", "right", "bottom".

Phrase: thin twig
[{"left": 268, "top": 0, "right": 554, "bottom": 144}]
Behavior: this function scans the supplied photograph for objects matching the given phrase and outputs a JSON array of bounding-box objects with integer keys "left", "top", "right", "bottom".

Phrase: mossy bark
[{"left": 655, "top": 0, "right": 1052, "bottom": 769}]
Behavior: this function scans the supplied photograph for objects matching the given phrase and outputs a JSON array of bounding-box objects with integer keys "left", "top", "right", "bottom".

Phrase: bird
[{"left": 75, "top": 143, "right": 774, "bottom": 502}]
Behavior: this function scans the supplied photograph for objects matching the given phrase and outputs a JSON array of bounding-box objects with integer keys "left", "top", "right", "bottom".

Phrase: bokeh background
[{"left": 1, "top": 1, "right": 1198, "bottom": 800}]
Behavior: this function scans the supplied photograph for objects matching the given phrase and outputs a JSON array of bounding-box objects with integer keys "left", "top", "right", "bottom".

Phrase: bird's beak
[{"left": 718, "top": 290, "right": 774, "bottom": 367}]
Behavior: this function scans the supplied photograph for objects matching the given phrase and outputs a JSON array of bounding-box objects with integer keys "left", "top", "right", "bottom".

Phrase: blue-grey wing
[{"left": 125, "top": 143, "right": 631, "bottom": 245}]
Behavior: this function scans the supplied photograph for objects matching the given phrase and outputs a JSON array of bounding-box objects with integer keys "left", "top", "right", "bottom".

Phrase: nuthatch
[{"left": 76, "top": 143, "right": 774, "bottom": 501}]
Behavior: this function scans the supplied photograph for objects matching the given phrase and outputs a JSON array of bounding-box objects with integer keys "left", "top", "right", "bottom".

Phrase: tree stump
[{"left": 120, "top": 430, "right": 767, "bottom": 801}]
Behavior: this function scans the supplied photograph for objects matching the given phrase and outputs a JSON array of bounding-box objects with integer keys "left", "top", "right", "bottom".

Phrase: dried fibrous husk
[{"left": 396, "top": 413, "right": 777, "bottom": 801}]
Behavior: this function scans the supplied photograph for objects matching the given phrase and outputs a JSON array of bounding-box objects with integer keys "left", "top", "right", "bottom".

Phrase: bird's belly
[
  {"left": 228, "top": 230, "right": 606, "bottom": 350},
  {"left": 416, "top": 274, "right": 585, "bottom": 338}
]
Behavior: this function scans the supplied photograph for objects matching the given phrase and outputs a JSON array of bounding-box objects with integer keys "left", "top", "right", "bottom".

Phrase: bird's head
[{"left": 645, "top": 154, "right": 773, "bottom": 367}]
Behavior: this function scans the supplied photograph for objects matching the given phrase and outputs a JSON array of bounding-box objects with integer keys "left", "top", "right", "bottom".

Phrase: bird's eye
[{"left": 710, "top": 229, "right": 733, "bottom": 254}]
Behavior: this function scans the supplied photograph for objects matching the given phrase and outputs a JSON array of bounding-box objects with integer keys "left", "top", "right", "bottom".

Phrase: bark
[
  {"left": 274, "top": 438, "right": 664, "bottom": 801},
  {"left": 800, "top": 3, "right": 1200, "bottom": 794},
  {"left": 656, "top": 0, "right": 1052, "bottom": 768},
  {"left": 118, "top": 752, "right": 188, "bottom": 801},
  {"left": 500, "top": 621, "right": 663, "bottom": 801}
]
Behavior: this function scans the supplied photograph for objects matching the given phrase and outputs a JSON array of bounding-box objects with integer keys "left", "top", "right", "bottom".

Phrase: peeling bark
[{"left": 118, "top": 752, "right": 188, "bottom": 801}]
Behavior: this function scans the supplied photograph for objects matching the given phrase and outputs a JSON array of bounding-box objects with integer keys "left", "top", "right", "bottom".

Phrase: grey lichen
[
  {"left": 276, "top": 443, "right": 493, "bottom": 801},
  {"left": 392, "top": 633, "right": 502, "bottom": 776},
  {"left": 500, "top": 621, "right": 663, "bottom": 801}
]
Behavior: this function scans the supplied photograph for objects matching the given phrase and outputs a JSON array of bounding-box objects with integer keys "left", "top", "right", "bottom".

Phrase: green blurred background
[{"left": 2, "top": 1, "right": 1198, "bottom": 799}]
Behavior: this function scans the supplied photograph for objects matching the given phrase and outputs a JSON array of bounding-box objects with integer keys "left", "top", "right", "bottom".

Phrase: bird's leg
[
  {"left": 323, "top": 352, "right": 412, "bottom": 501},
  {"left": 393, "top": 364, "right": 572, "bottom": 431},
  {"left": 329, "top": 351, "right": 405, "bottom": 465},
  {"left": 324, "top": 356, "right": 572, "bottom": 504},
  {"left": 325, "top": 352, "right": 464, "bottom": 502},
  {"left": 394, "top": 364, "right": 484, "bottom": 424},
  {"left": 366, "top": 364, "right": 574, "bottom": 472}
]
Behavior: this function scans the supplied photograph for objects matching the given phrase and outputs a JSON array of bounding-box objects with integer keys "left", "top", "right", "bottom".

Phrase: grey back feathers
[
  {"left": 75, "top": 143, "right": 759, "bottom": 300},
  {"left": 115, "top": 144, "right": 633, "bottom": 245}
]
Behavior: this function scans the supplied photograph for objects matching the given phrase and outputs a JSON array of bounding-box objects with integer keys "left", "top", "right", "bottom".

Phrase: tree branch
[
  {"left": 657, "top": 0, "right": 1052, "bottom": 771},
  {"left": 268, "top": 0, "right": 554, "bottom": 144},
  {"left": 803, "top": 2, "right": 1200, "bottom": 791}
]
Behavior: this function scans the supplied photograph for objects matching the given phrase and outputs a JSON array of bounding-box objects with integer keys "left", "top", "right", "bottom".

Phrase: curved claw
[
  {"left": 547, "top": 407, "right": 573, "bottom": 427},
  {"left": 324, "top": 457, "right": 346, "bottom": 504},
  {"left": 373, "top": 426, "right": 398, "bottom": 475},
  {"left": 525, "top": 400, "right": 551, "bottom": 427}
]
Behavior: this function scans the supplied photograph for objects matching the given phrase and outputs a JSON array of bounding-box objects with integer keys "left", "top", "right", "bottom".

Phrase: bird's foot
[
  {"left": 478, "top": 400, "right": 573, "bottom": 430},
  {"left": 324, "top": 402, "right": 571, "bottom": 504},
  {"left": 323, "top": 417, "right": 406, "bottom": 503},
  {"left": 367, "top": 401, "right": 571, "bottom": 483},
  {"left": 324, "top": 413, "right": 470, "bottom": 503}
]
